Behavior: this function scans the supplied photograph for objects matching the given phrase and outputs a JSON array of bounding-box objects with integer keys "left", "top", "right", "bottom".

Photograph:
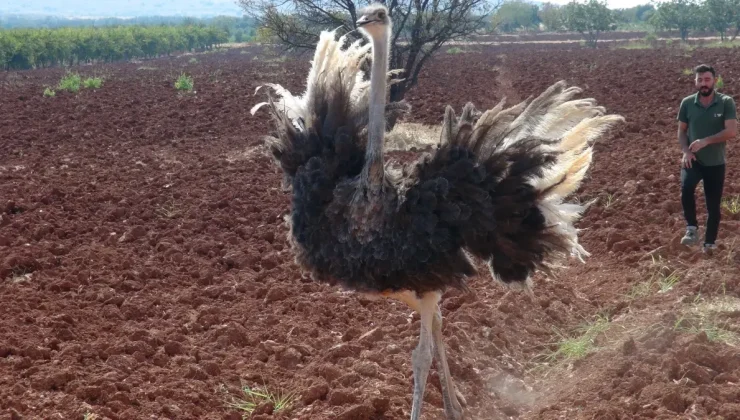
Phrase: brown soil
[
  {"left": 473, "top": 30, "right": 720, "bottom": 43},
  {"left": 1, "top": 42, "right": 740, "bottom": 420}
]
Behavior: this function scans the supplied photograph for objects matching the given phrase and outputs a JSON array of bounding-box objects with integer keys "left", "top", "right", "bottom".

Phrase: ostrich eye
[{"left": 378, "top": 12, "right": 385, "bottom": 19}]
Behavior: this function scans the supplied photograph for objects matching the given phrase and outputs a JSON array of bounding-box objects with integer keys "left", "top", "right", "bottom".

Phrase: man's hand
[
  {"left": 688, "top": 138, "right": 707, "bottom": 153},
  {"left": 682, "top": 151, "right": 696, "bottom": 168}
]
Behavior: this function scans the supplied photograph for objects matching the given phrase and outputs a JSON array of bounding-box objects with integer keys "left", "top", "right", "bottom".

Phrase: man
[{"left": 677, "top": 64, "right": 737, "bottom": 255}]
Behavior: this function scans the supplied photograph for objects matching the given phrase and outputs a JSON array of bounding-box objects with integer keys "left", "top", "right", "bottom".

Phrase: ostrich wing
[{"left": 398, "top": 81, "right": 625, "bottom": 290}]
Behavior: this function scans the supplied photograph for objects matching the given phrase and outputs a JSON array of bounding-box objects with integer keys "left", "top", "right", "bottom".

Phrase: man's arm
[
  {"left": 678, "top": 101, "right": 696, "bottom": 168},
  {"left": 678, "top": 121, "right": 690, "bottom": 153},
  {"left": 677, "top": 100, "right": 690, "bottom": 153},
  {"left": 701, "top": 119, "right": 736, "bottom": 146}
]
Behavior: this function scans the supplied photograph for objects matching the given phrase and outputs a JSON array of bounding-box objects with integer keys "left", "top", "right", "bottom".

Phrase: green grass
[
  {"left": 716, "top": 75, "right": 725, "bottom": 90},
  {"left": 657, "top": 269, "right": 681, "bottom": 293},
  {"left": 627, "top": 256, "right": 683, "bottom": 299},
  {"left": 702, "top": 40, "right": 740, "bottom": 49},
  {"left": 616, "top": 41, "right": 652, "bottom": 50},
  {"left": 446, "top": 47, "right": 464, "bottom": 54},
  {"left": 725, "top": 238, "right": 737, "bottom": 265},
  {"left": 722, "top": 195, "right": 740, "bottom": 214},
  {"left": 627, "top": 279, "right": 654, "bottom": 299},
  {"left": 43, "top": 87, "right": 56, "bottom": 97},
  {"left": 260, "top": 56, "right": 288, "bottom": 67},
  {"left": 223, "top": 384, "right": 297, "bottom": 418},
  {"left": 601, "top": 192, "right": 617, "bottom": 208},
  {"left": 674, "top": 313, "right": 739, "bottom": 347},
  {"left": 673, "top": 294, "right": 740, "bottom": 347},
  {"left": 623, "top": 43, "right": 652, "bottom": 50},
  {"left": 156, "top": 199, "right": 181, "bottom": 219},
  {"left": 544, "top": 314, "right": 611, "bottom": 363},
  {"left": 175, "top": 73, "right": 194, "bottom": 92},
  {"left": 52, "top": 72, "right": 103, "bottom": 94},
  {"left": 83, "top": 77, "right": 103, "bottom": 89},
  {"left": 674, "top": 317, "right": 738, "bottom": 344},
  {"left": 58, "top": 72, "right": 81, "bottom": 92}
]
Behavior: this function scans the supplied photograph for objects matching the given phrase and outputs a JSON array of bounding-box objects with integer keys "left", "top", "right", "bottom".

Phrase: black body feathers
[{"left": 251, "top": 30, "right": 624, "bottom": 294}]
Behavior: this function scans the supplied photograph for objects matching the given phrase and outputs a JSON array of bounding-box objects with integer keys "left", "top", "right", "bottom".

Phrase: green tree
[
  {"left": 732, "top": 0, "right": 740, "bottom": 40},
  {"left": 613, "top": 4, "right": 655, "bottom": 29},
  {"left": 491, "top": 0, "right": 540, "bottom": 33},
  {"left": 0, "top": 23, "right": 229, "bottom": 70},
  {"left": 704, "top": 0, "right": 740, "bottom": 41},
  {"left": 0, "top": 32, "right": 20, "bottom": 70},
  {"left": 650, "top": 0, "right": 704, "bottom": 41},
  {"left": 562, "top": 0, "right": 617, "bottom": 47},
  {"left": 616, "top": 4, "right": 655, "bottom": 23},
  {"left": 538, "top": 3, "right": 564, "bottom": 32}
]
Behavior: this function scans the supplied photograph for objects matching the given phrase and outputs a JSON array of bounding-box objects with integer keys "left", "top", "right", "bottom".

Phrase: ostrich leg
[
  {"left": 432, "top": 308, "right": 464, "bottom": 420},
  {"left": 410, "top": 292, "right": 440, "bottom": 420}
]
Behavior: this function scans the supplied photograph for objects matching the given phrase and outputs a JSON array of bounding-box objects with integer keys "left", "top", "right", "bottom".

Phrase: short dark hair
[{"left": 694, "top": 64, "right": 715, "bottom": 77}]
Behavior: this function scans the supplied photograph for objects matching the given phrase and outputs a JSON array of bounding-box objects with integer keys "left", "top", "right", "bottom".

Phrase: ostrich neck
[{"left": 362, "top": 29, "right": 389, "bottom": 191}]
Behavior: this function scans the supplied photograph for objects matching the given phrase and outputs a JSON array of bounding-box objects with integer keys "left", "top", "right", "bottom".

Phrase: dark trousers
[{"left": 681, "top": 162, "right": 725, "bottom": 244}]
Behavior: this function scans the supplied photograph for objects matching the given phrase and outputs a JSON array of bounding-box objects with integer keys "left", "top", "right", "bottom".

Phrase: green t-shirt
[{"left": 677, "top": 91, "right": 737, "bottom": 166}]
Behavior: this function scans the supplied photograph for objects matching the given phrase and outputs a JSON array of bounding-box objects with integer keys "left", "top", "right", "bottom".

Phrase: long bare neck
[{"left": 361, "top": 28, "right": 389, "bottom": 191}]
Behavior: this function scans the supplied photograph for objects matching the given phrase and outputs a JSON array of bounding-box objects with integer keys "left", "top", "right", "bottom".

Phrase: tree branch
[{"left": 241, "top": 0, "right": 498, "bottom": 99}]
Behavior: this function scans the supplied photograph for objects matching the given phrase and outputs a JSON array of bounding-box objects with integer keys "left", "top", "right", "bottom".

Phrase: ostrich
[{"left": 251, "top": 3, "right": 624, "bottom": 419}]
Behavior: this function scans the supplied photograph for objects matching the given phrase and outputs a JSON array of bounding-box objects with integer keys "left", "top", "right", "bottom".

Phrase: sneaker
[
  {"left": 681, "top": 226, "right": 699, "bottom": 246},
  {"left": 703, "top": 243, "right": 716, "bottom": 255}
]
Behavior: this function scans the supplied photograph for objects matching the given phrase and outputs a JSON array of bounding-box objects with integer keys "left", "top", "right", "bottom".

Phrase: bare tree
[{"left": 239, "top": 0, "right": 499, "bottom": 101}]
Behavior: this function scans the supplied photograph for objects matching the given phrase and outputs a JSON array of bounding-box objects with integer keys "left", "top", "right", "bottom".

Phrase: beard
[{"left": 698, "top": 85, "right": 714, "bottom": 96}]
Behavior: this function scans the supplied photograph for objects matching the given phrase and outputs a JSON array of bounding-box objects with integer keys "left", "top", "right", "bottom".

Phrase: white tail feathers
[
  {"left": 250, "top": 29, "right": 374, "bottom": 124},
  {"left": 534, "top": 113, "right": 625, "bottom": 200},
  {"left": 559, "top": 114, "right": 625, "bottom": 152},
  {"left": 250, "top": 83, "right": 305, "bottom": 119},
  {"left": 483, "top": 81, "right": 625, "bottom": 263},
  {"left": 533, "top": 111, "right": 624, "bottom": 262},
  {"left": 500, "top": 81, "right": 625, "bottom": 201}
]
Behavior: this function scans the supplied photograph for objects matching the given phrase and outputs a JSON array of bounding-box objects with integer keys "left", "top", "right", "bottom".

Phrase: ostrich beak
[{"left": 356, "top": 15, "right": 372, "bottom": 27}]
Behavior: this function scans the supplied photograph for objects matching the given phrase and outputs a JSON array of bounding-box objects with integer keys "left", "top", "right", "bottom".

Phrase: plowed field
[{"left": 2, "top": 42, "right": 740, "bottom": 420}]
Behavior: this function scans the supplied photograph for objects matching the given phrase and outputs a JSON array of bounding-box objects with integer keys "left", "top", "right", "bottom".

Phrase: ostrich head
[{"left": 356, "top": 3, "right": 391, "bottom": 40}]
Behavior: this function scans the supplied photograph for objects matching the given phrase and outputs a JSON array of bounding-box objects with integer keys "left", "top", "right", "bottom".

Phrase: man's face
[{"left": 695, "top": 71, "right": 715, "bottom": 96}]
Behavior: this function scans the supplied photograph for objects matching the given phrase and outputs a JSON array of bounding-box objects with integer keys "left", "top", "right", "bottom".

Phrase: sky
[
  {"left": 1, "top": 0, "right": 649, "bottom": 19},
  {"left": 0, "top": 0, "right": 245, "bottom": 18}
]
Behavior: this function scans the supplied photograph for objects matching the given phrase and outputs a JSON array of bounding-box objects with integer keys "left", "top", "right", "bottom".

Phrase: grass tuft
[
  {"left": 58, "top": 72, "right": 81, "bottom": 92},
  {"left": 221, "top": 383, "right": 297, "bottom": 418},
  {"left": 83, "top": 77, "right": 103, "bottom": 89},
  {"left": 627, "top": 256, "right": 683, "bottom": 299},
  {"left": 716, "top": 75, "right": 725, "bottom": 90},
  {"left": 175, "top": 73, "right": 194, "bottom": 92},
  {"left": 54, "top": 73, "right": 103, "bottom": 93},
  {"left": 722, "top": 195, "right": 740, "bottom": 214},
  {"left": 674, "top": 295, "right": 740, "bottom": 346},
  {"left": 545, "top": 314, "right": 610, "bottom": 362}
]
